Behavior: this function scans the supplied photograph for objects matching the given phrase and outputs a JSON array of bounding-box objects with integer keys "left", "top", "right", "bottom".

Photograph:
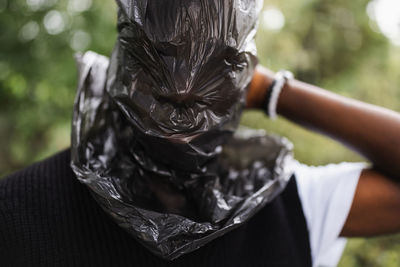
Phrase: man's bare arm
[
  {"left": 341, "top": 169, "right": 400, "bottom": 237},
  {"left": 247, "top": 66, "right": 400, "bottom": 236}
]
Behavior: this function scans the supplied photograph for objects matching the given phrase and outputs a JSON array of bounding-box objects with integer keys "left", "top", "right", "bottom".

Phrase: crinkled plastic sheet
[{"left": 71, "top": 0, "right": 295, "bottom": 260}]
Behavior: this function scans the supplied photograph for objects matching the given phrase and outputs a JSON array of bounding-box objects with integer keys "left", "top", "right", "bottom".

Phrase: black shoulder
[
  {"left": 0, "top": 149, "right": 115, "bottom": 266},
  {"left": 0, "top": 149, "right": 75, "bottom": 210}
]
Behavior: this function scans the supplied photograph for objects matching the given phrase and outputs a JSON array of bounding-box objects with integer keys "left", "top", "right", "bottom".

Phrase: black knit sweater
[{"left": 0, "top": 149, "right": 311, "bottom": 267}]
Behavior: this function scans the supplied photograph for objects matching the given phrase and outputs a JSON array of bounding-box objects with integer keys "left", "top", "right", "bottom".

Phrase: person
[{"left": 1, "top": 1, "right": 400, "bottom": 267}]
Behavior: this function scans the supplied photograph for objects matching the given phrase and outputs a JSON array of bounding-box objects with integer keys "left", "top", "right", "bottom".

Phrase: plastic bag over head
[{"left": 71, "top": 0, "right": 295, "bottom": 260}]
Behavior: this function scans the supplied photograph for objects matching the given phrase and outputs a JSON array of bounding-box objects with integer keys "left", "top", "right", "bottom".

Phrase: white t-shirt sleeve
[{"left": 293, "top": 161, "right": 368, "bottom": 267}]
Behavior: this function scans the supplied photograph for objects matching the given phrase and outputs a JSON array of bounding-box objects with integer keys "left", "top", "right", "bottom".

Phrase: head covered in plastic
[
  {"left": 108, "top": 0, "right": 262, "bottom": 172},
  {"left": 71, "top": 0, "right": 295, "bottom": 260}
]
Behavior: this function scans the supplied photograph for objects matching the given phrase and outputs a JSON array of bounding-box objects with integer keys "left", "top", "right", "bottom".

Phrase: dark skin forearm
[
  {"left": 280, "top": 79, "right": 400, "bottom": 179},
  {"left": 248, "top": 65, "right": 400, "bottom": 178},
  {"left": 247, "top": 65, "right": 400, "bottom": 237}
]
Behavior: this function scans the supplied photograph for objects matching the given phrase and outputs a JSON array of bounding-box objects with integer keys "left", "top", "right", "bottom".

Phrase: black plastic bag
[{"left": 71, "top": 0, "right": 295, "bottom": 260}]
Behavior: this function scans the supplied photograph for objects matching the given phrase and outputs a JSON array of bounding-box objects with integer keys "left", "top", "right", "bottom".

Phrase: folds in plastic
[{"left": 71, "top": 0, "right": 295, "bottom": 260}]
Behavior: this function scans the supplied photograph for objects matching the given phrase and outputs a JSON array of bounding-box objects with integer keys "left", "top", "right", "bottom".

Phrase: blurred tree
[
  {"left": 0, "top": 0, "right": 399, "bottom": 266},
  {"left": 0, "top": 0, "right": 116, "bottom": 175}
]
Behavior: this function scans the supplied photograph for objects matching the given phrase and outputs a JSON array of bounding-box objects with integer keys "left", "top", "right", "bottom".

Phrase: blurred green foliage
[{"left": 0, "top": 0, "right": 399, "bottom": 265}]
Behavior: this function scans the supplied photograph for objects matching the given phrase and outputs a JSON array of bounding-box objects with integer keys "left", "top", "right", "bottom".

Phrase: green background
[{"left": 1, "top": 0, "right": 400, "bottom": 265}]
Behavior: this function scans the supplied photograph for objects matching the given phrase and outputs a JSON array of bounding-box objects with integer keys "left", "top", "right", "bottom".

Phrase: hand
[{"left": 246, "top": 65, "right": 275, "bottom": 109}]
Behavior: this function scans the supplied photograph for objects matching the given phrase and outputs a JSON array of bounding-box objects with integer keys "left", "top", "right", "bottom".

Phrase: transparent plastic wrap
[{"left": 71, "top": 0, "right": 295, "bottom": 260}]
